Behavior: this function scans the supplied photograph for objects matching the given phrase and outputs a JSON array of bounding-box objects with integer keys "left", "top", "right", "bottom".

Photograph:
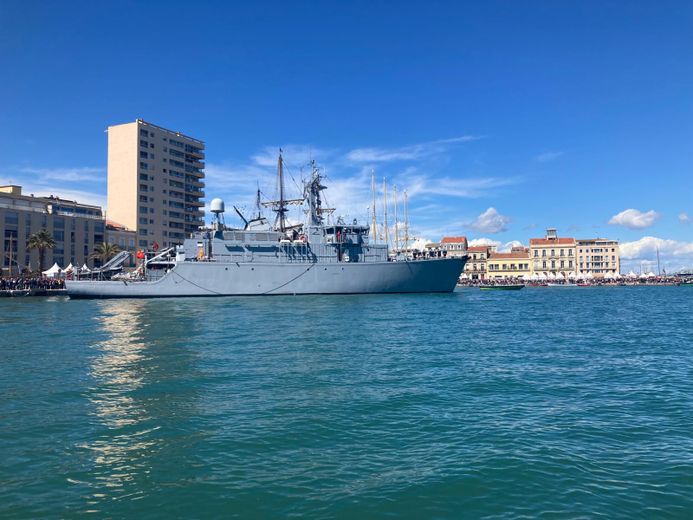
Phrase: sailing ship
[{"left": 66, "top": 153, "right": 466, "bottom": 298}]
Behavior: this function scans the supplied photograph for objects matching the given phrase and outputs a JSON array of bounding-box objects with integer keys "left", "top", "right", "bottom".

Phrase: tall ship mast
[{"left": 65, "top": 152, "right": 466, "bottom": 298}]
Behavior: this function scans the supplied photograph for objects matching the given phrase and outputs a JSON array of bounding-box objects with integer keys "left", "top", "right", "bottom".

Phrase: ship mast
[
  {"left": 383, "top": 177, "right": 389, "bottom": 247},
  {"left": 255, "top": 182, "right": 262, "bottom": 219},
  {"left": 404, "top": 189, "right": 409, "bottom": 252},
  {"left": 371, "top": 170, "right": 377, "bottom": 244},
  {"left": 393, "top": 184, "right": 399, "bottom": 252},
  {"left": 276, "top": 150, "right": 288, "bottom": 232}
]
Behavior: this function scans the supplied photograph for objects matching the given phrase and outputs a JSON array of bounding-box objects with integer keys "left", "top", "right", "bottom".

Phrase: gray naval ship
[{"left": 66, "top": 157, "right": 466, "bottom": 298}]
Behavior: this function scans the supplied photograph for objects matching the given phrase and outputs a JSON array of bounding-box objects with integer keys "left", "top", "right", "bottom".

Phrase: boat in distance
[{"left": 66, "top": 156, "right": 466, "bottom": 298}]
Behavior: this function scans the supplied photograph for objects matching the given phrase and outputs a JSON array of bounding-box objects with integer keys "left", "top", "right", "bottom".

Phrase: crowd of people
[{"left": 0, "top": 277, "right": 65, "bottom": 293}]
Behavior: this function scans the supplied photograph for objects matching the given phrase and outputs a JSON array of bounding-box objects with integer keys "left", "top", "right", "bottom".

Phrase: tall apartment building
[
  {"left": 107, "top": 119, "right": 205, "bottom": 250},
  {"left": 0, "top": 185, "right": 104, "bottom": 274},
  {"left": 576, "top": 238, "right": 620, "bottom": 277}
]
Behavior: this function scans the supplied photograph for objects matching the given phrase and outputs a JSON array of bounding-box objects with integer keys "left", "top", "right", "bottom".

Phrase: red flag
[
  {"left": 136, "top": 250, "right": 145, "bottom": 259},
  {"left": 152, "top": 241, "right": 160, "bottom": 251}
]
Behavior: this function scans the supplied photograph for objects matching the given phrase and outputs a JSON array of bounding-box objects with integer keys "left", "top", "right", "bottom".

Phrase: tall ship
[{"left": 66, "top": 155, "right": 466, "bottom": 298}]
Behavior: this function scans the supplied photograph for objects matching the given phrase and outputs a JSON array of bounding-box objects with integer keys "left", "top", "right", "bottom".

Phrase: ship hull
[{"left": 65, "top": 258, "right": 465, "bottom": 298}]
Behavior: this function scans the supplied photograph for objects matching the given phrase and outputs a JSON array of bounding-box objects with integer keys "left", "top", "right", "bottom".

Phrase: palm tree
[
  {"left": 27, "top": 229, "right": 56, "bottom": 272},
  {"left": 90, "top": 242, "right": 121, "bottom": 266}
]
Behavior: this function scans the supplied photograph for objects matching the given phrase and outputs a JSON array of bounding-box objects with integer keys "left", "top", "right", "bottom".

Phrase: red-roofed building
[
  {"left": 439, "top": 236, "right": 468, "bottom": 258},
  {"left": 529, "top": 228, "right": 576, "bottom": 277},
  {"left": 464, "top": 244, "right": 495, "bottom": 280},
  {"left": 487, "top": 247, "right": 531, "bottom": 279}
]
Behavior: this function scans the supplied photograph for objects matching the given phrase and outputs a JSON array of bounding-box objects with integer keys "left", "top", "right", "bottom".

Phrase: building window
[
  {"left": 140, "top": 129, "right": 148, "bottom": 137},
  {"left": 139, "top": 240, "right": 148, "bottom": 247},
  {"left": 139, "top": 217, "right": 148, "bottom": 225},
  {"left": 542, "top": 250, "right": 546, "bottom": 257},
  {"left": 140, "top": 139, "right": 149, "bottom": 147},
  {"left": 139, "top": 229, "right": 148, "bottom": 236},
  {"left": 140, "top": 162, "right": 148, "bottom": 169}
]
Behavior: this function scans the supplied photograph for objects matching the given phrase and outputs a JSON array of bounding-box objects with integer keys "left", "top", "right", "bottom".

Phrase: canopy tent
[
  {"left": 584, "top": 272, "right": 594, "bottom": 279},
  {"left": 567, "top": 272, "right": 577, "bottom": 279},
  {"left": 639, "top": 272, "right": 649, "bottom": 279},
  {"left": 536, "top": 273, "right": 547, "bottom": 281},
  {"left": 64, "top": 263, "right": 74, "bottom": 272},
  {"left": 42, "top": 263, "right": 62, "bottom": 278},
  {"left": 80, "top": 263, "right": 91, "bottom": 273},
  {"left": 613, "top": 273, "right": 622, "bottom": 279},
  {"left": 645, "top": 272, "right": 656, "bottom": 278},
  {"left": 522, "top": 274, "right": 532, "bottom": 281},
  {"left": 459, "top": 273, "right": 468, "bottom": 280}
]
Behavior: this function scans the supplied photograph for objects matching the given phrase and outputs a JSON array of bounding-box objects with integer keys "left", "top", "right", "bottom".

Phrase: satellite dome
[{"left": 210, "top": 198, "right": 225, "bottom": 214}]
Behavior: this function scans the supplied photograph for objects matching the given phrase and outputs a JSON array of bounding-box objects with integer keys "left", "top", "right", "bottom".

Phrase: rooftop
[{"left": 529, "top": 237, "right": 576, "bottom": 246}]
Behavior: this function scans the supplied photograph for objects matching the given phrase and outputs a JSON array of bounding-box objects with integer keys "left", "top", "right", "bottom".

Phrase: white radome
[{"left": 210, "top": 198, "right": 225, "bottom": 214}]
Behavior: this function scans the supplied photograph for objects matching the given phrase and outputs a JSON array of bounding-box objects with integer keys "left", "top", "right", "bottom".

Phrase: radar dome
[{"left": 210, "top": 198, "right": 225, "bottom": 214}]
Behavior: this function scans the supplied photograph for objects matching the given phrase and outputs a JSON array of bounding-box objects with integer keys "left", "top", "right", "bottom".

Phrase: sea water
[{"left": 1, "top": 286, "right": 691, "bottom": 518}]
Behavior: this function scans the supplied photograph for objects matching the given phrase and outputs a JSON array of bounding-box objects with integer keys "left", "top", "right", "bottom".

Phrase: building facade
[
  {"left": 0, "top": 185, "right": 105, "bottom": 274},
  {"left": 105, "top": 220, "right": 137, "bottom": 267},
  {"left": 529, "top": 228, "right": 577, "bottom": 278},
  {"left": 464, "top": 245, "right": 493, "bottom": 280},
  {"left": 576, "top": 238, "right": 620, "bottom": 277},
  {"left": 487, "top": 247, "right": 532, "bottom": 279},
  {"left": 107, "top": 119, "right": 205, "bottom": 251},
  {"left": 439, "top": 236, "right": 468, "bottom": 258}
]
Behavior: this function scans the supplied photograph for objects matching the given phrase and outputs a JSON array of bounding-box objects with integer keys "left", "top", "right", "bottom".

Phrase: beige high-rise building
[
  {"left": 577, "top": 238, "right": 620, "bottom": 277},
  {"left": 107, "top": 119, "right": 205, "bottom": 250}
]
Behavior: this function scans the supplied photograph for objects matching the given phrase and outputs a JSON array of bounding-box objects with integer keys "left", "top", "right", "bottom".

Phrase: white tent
[
  {"left": 639, "top": 272, "right": 648, "bottom": 279},
  {"left": 585, "top": 272, "right": 594, "bottom": 279},
  {"left": 42, "top": 263, "right": 62, "bottom": 278},
  {"left": 645, "top": 272, "right": 656, "bottom": 278},
  {"left": 536, "top": 273, "right": 547, "bottom": 280},
  {"left": 627, "top": 271, "right": 637, "bottom": 278},
  {"left": 64, "top": 263, "right": 74, "bottom": 272},
  {"left": 567, "top": 272, "right": 577, "bottom": 279},
  {"left": 80, "top": 263, "right": 91, "bottom": 273},
  {"left": 522, "top": 274, "right": 532, "bottom": 281},
  {"left": 459, "top": 273, "right": 468, "bottom": 280},
  {"left": 614, "top": 273, "right": 622, "bottom": 279}
]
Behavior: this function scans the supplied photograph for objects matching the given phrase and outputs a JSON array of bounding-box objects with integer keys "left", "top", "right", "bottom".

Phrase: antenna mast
[
  {"left": 371, "top": 170, "right": 377, "bottom": 245},
  {"left": 393, "top": 184, "right": 399, "bottom": 252}
]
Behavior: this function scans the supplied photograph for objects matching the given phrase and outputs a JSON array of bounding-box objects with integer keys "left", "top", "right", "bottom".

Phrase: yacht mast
[
  {"left": 393, "top": 184, "right": 399, "bottom": 252},
  {"left": 371, "top": 170, "right": 377, "bottom": 245},
  {"left": 383, "top": 177, "right": 389, "bottom": 247},
  {"left": 404, "top": 190, "right": 409, "bottom": 252}
]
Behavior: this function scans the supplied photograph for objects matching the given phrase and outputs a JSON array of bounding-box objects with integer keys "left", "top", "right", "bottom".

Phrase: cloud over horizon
[
  {"left": 608, "top": 208, "right": 661, "bottom": 229},
  {"left": 468, "top": 207, "right": 511, "bottom": 234}
]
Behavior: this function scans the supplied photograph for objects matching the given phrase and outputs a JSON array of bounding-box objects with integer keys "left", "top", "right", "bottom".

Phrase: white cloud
[
  {"left": 608, "top": 208, "right": 661, "bottom": 229},
  {"left": 345, "top": 135, "right": 482, "bottom": 163},
  {"left": 620, "top": 236, "right": 693, "bottom": 259},
  {"left": 468, "top": 237, "right": 501, "bottom": 248},
  {"left": 468, "top": 207, "right": 511, "bottom": 234},
  {"left": 679, "top": 212, "right": 690, "bottom": 225},
  {"left": 498, "top": 240, "right": 525, "bottom": 252},
  {"left": 620, "top": 236, "right": 693, "bottom": 273},
  {"left": 534, "top": 151, "right": 563, "bottom": 163},
  {"left": 19, "top": 166, "right": 104, "bottom": 183}
]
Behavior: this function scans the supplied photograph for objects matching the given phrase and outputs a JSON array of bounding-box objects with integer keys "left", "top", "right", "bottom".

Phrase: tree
[
  {"left": 27, "top": 229, "right": 56, "bottom": 272},
  {"left": 90, "top": 242, "right": 121, "bottom": 265}
]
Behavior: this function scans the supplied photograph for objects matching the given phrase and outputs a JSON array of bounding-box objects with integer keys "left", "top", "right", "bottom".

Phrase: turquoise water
[{"left": 1, "top": 287, "right": 692, "bottom": 518}]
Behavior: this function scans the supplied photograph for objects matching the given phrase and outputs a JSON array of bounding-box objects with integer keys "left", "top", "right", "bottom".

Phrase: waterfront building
[
  {"left": 576, "top": 238, "right": 620, "bottom": 277},
  {"left": 105, "top": 220, "right": 137, "bottom": 267},
  {"left": 107, "top": 119, "right": 205, "bottom": 251},
  {"left": 0, "top": 185, "right": 104, "bottom": 274},
  {"left": 439, "top": 236, "right": 468, "bottom": 258},
  {"left": 487, "top": 247, "right": 532, "bottom": 280},
  {"left": 529, "top": 228, "right": 576, "bottom": 278},
  {"left": 464, "top": 245, "right": 493, "bottom": 280}
]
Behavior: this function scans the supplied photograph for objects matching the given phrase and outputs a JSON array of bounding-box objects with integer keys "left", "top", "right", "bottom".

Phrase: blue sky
[{"left": 1, "top": 1, "right": 691, "bottom": 271}]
